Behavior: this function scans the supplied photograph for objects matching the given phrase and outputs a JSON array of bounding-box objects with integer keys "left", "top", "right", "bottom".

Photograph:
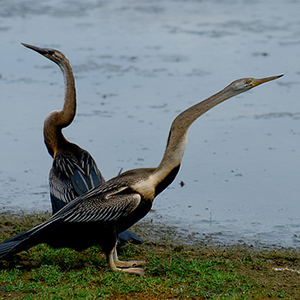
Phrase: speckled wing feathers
[
  {"left": 48, "top": 182, "right": 141, "bottom": 225},
  {"left": 62, "top": 193, "right": 141, "bottom": 223}
]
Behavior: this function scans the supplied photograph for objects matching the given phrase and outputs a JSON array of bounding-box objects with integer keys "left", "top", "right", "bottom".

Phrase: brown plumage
[{"left": 0, "top": 73, "right": 282, "bottom": 274}]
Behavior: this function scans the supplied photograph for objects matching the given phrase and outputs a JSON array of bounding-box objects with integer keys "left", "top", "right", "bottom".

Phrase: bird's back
[{"left": 49, "top": 144, "right": 105, "bottom": 214}]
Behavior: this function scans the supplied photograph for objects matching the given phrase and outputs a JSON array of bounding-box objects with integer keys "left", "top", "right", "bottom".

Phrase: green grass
[
  {"left": 0, "top": 245, "right": 254, "bottom": 299},
  {"left": 1, "top": 214, "right": 300, "bottom": 299}
]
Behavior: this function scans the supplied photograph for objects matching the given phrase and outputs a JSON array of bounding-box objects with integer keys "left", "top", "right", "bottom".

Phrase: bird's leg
[
  {"left": 106, "top": 242, "right": 146, "bottom": 275},
  {"left": 113, "top": 244, "right": 147, "bottom": 268}
]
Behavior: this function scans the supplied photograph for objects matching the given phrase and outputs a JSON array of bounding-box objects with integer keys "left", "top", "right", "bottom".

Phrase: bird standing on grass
[
  {"left": 0, "top": 73, "right": 282, "bottom": 275},
  {"left": 22, "top": 43, "right": 142, "bottom": 246}
]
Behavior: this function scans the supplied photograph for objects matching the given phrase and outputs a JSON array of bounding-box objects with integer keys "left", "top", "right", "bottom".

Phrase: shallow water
[{"left": 0, "top": 0, "right": 299, "bottom": 247}]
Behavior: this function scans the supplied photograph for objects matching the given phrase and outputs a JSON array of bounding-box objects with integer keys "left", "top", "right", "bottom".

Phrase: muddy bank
[{"left": 0, "top": 212, "right": 297, "bottom": 254}]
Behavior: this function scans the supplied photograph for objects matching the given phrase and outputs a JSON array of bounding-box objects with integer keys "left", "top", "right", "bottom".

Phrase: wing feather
[
  {"left": 49, "top": 150, "right": 105, "bottom": 214},
  {"left": 63, "top": 193, "right": 141, "bottom": 223}
]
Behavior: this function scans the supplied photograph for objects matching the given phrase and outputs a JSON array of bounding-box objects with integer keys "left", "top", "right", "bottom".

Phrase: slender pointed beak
[
  {"left": 251, "top": 74, "right": 284, "bottom": 87},
  {"left": 21, "top": 43, "right": 52, "bottom": 56}
]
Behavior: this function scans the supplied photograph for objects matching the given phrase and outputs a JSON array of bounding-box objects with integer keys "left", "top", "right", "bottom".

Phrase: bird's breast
[{"left": 131, "top": 176, "right": 157, "bottom": 201}]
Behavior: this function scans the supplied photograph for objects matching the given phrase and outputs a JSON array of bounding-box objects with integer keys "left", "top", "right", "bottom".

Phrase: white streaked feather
[
  {"left": 76, "top": 171, "right": 90, "bottom": 191},
  {"left": 62, "top": 193, "right": 141, "bottom": 223}
]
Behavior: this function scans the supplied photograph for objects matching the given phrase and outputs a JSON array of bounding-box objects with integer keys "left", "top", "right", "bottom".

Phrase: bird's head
[
  {"left": 22, "top": 43, "right": 67, "bottom": 65},
  {"left": 225, "top": 75, "right": 283, "bottom": 96}
]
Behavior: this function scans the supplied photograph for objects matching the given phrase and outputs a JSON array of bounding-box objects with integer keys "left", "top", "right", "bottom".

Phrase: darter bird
[
  {"left": 22, "top": 43, "right": 142, "bottom": 246},
  {"left": 0, "top": 73, "right": 283, "bottom": 274}
]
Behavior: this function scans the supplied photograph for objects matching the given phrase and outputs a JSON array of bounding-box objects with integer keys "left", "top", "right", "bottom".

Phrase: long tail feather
[
  {"left": 0, "top": 218, "right": 60, "bottom": 259},
  {"left": 0, "top": 229, "right": 35, "bottom": 258}
]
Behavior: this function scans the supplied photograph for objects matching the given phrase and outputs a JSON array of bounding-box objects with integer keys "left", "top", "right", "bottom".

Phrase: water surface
[{"left": 0, "top": 0, "right": 299, "bottom": 247}]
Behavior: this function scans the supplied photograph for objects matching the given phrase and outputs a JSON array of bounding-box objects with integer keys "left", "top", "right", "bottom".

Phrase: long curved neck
[
  {"left": 132, "top": 86, "right": 236, "bottom": 199},
  {"left": 156, "top": 87, "right": 233, "bottom": 175},
  {"left": 44, "top": 58, "right": 76, "bottom": 157}
]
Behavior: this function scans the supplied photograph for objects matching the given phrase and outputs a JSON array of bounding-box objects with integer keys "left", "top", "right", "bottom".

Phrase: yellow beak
[{"left": 251, "top": 74, "right": 284, "bottom": 86}]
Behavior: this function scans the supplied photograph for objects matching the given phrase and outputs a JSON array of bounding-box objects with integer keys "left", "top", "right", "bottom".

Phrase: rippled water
[{"left": 0, "top": 0, "right": 299, "bottom": 247}]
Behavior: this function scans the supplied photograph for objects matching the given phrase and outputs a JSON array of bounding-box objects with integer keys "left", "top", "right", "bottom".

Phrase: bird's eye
[{"left": 245, "top": 79, "right": 252, "bottom": 85}]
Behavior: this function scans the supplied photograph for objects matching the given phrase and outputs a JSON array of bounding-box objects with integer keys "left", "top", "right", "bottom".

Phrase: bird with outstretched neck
[
  {"left": 22, "top": 43, "right": 142, "bottom": 247},
  {"left": 0, "top": 73, "right": 283, "bottom": 275}
]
